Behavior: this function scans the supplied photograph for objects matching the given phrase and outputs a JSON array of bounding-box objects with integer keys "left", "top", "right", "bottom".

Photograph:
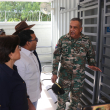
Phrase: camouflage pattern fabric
[
  {"left": 52, "top": 33, "right": 96, "bottom": 110},
  {"left": 57, "top": 78, "right": 83, "bottom": 110}
]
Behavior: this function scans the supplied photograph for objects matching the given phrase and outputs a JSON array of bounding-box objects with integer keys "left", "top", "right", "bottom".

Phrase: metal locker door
[
  {"left": 98, "top": 0, "right": 110, "bottom": 103},
  {"left": 78, "top": 0, "right": 101, "bottom": 105}
]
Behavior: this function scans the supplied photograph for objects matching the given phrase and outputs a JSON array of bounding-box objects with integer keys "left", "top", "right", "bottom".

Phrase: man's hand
[
  {"left": 51, "top": 75, "right": 57, "bottom": 83},
  {"left": 27, "top": 98, "right": 36, "bottom": 110},
  {"left": 88, "top": 65, "right": 102, "bottom": 72}
]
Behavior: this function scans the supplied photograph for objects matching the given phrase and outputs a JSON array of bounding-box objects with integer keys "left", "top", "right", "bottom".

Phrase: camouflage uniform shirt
[{"left": 52, "top": 33, "right": 96, "bottom": 80}]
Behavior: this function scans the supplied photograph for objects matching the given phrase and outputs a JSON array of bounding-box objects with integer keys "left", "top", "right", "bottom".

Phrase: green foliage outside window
[{"left": 0, "top": 1, "right": 51, "bottom": 22}]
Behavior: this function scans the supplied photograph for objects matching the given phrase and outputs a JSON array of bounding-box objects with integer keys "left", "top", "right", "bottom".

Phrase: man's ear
[
  {"left": 80, "top": 27, "right": 82, "bottom": 32},
  {"left": 26, "top": 41, "right": 30, "bottom": 46},
  {"left": 8, "top": 52, "right": 13, "bottom": 60}
]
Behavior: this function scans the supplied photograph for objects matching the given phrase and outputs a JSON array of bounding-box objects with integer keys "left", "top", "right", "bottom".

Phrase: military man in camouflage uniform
[{"left": 51, "top": 18, "right": 101, "bottom": 110}]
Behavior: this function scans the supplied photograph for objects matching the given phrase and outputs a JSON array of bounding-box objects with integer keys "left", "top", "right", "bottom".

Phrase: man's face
[
  {"left": 69, "top": 20, "right": 82, "bottom": 39},
  {"left": 29, "top": 34, "right": 37, "bottom": 51}
]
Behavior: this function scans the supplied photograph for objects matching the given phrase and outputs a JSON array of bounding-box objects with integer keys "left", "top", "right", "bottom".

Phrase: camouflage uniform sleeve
[
  {"left": 52, "top": 38, "right": 62, "bottom": 75},
  {"left": 86, "top": 38, "right": 96, "bottom": 66}
]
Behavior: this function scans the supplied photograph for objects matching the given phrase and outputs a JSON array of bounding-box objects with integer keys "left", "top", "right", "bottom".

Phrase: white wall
[
  {"left": 51, "top": 0, "right": 79, "bottom": 52},
  {"left": 0, "top": 22, "right": 52, "bottom": 62}
]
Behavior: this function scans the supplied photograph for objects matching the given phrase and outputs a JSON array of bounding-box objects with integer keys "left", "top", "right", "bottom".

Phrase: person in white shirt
[{"left": 15, "top": 30, "right": 41, "bottom": 110}]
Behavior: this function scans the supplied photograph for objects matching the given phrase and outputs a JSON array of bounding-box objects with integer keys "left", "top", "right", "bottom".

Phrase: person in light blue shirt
[
  {"left": 0, "top": 29, "right": 5, "bottom": 37},
  {"left": 15, "top": 30, "right": 41, "bottom": 110}
]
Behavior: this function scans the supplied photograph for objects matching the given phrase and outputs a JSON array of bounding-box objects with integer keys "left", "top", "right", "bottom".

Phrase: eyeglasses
[{"left": 28, "top": 37, "right": 38, "bottom": 42}]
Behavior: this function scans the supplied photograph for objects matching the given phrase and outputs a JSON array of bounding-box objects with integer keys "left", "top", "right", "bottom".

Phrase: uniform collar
[
  {"left": 67, "top": 33, "right": 82, "bottom": 41},
  {"left": 66, "top": 33, "right": 71, "bottom": 39},
  {"left": 0, "top": 63, "right": 17, "bottom": 76}
]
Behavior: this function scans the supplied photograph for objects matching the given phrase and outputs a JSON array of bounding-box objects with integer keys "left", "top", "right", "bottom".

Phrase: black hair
[
  {"left": 18, "top": 29, "right": 34, "bottom": 46},
  {"left": 70, "top": 18, "right": 82, "bottom": 27},
  {"left": 0, "top": 35, "right": 20, "bottom": 63}
]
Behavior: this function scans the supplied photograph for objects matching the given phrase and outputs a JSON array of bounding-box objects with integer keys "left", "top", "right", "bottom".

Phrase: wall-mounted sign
[{"left": 107, "top": 27, "right": 110, "bottom": 32}]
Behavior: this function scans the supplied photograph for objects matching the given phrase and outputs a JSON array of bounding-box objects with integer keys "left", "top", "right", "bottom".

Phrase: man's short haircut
[
  {"left": 18, "top": 30, "right": 34, "bottom": 46},
  {"left": 0, "top": 35, "right": 20, "bottom": 63},
  {"left": 70, "top": 18, "right": 82, "bottom": 27}
]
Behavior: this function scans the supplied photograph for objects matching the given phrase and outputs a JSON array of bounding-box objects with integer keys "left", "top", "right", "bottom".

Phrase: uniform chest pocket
[
  {"left": 61, "top": 45, "right": 71, "bottom": 56},
  {"left": 79, "top": 47, "right": 86, "bottom": 57}
]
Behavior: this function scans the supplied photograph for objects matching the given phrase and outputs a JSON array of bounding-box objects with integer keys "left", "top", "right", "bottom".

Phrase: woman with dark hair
[{"left": 0, "top": 35, "right": 28, "bottom": 110}]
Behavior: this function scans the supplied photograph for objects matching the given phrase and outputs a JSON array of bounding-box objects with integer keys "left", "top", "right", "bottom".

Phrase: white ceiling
[{"left": 0, "top": 0, "right": 53, "bottom": 2}]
